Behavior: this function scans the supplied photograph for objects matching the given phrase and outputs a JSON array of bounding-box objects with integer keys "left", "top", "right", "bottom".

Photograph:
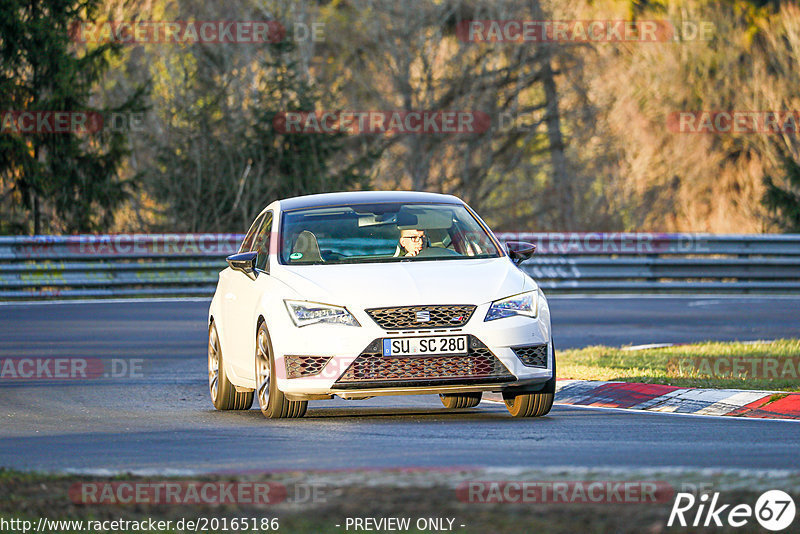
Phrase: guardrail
[{"left": 0, "top": 233, "right": 799, "bottom": 299}]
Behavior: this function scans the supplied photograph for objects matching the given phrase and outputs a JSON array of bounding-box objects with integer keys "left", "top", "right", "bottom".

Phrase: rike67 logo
[{"left": 668, "top": 490, "right": 796, "bottom": 531}]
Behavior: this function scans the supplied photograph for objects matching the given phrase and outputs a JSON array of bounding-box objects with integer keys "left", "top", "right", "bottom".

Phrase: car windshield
[{"left": 279, "top": 202, "right": 501, "bottom": 265}]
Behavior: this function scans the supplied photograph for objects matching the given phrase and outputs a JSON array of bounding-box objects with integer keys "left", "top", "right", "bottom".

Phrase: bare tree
[{"left": 314, "top": 0, "right": 589, "bottom": 229}]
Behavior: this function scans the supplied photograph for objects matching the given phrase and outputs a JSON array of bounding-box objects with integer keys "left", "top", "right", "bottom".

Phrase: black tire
[
  {"left": 208, "top": 322, "right": 254, "bottom": 410},
  {"left": 440, "top": 392, "right": 482, "bottom": 409},
  {"left": 503, "top": 341, "right": 556, "bottom": 418},
  {"left": 255, "top": 321, "right": 307, "bottom": 419}
]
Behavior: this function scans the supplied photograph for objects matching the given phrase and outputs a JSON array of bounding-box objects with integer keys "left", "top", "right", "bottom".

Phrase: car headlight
[
  {"left": 484, "top": 290, "right": 538, "bottom": 321},
  {"left": 284, "top": 300, "right": 361, "bottom": 327}
]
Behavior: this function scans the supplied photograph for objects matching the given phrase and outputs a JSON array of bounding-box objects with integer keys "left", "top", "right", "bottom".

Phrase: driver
[{"left": 398, "top": 228, "right": 426, "bottom": 257}]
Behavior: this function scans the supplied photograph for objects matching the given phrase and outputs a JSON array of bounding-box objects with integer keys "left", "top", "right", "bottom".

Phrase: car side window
[
  {"left": 253, "top": 211, "right": 273, "bottom": 272},
  {"left": 239, "top": 212, "right": 267, "bottom": 253}
]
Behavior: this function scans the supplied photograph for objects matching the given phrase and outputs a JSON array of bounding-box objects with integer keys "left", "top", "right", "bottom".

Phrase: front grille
[
  {"left": 512, "top": 344, "right": 548, "bottom": 368},
  {"left": 284, "top": 355, "right": 332, "bottom": 378},
  {"left": 333, "top": 336, "right": 513, "bottom": 388},
  {"left": 365, "top": 304, "right": 476, "bottom": 330}
]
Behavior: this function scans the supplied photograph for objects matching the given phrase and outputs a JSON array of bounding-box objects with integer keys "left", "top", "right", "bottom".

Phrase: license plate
[{"left": 382, "top": 336, "right": 468, "bottom": 356}]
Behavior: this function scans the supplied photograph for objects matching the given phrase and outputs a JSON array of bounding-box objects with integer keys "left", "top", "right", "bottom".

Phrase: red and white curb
[{"left": 551, "top": 380, "right": 800, "bottom": 419}]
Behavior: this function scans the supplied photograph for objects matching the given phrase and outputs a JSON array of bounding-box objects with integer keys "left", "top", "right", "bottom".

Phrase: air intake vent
[
  {"left": 333, "top": 335, "right": 514, "bottom": 388},
  {"left": 511, "top": 344, "right": 548, "bottom": 368},
  {"left": 284, "top": 355, "right": 332, "bottom": 378}
]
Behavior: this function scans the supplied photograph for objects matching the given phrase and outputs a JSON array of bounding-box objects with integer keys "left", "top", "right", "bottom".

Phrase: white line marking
[
  {"left": 0, "top": 297, "right": 212, "bottom": 306},
  {"left": 519, "top": 401, "right": 800, "bottom": 423},
  {"left": 622, "top": 343, "right": 675, "bottom": 351},
  {"left": 63, "top": 467, "right": 202, "bottom": 476}
]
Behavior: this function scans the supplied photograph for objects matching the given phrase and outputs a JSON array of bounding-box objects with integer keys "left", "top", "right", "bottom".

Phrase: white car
[{"left": 208, "top": 191, "right": 555, "bottom": 418}]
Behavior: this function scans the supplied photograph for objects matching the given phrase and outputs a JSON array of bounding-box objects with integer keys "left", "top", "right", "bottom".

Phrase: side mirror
[
  {"left": 226, "top": 251, "right": 258, "bottom": 280},
  {"left": 505, "top": 241, "right": 536, "bottom": 266}
]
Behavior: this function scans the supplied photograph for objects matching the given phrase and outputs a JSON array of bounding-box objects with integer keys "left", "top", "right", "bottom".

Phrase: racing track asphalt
[{"left": 0, "top": 296, "right": 799, "bottom": 473}]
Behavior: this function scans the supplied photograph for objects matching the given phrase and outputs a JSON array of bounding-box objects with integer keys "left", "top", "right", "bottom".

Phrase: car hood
[{"left": 272, "top": 257, "right": 532, "bottom": 308}]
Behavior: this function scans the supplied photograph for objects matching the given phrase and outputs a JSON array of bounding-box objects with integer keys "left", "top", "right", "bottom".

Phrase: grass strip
[{"left": 558, "top": 339, "right": 800, "bottom": 391}]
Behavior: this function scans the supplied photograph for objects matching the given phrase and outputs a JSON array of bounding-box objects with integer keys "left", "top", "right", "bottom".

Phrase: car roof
[{"left": 277, "top": 191, "right": 463, "bottom": 211}]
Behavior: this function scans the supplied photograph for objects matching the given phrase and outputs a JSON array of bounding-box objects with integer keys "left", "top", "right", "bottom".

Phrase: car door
[{"left": 220, "top": 211, "right": 271, "bottom": 382}]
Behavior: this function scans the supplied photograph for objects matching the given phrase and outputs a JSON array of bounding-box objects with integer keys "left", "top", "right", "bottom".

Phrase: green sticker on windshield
[{"left": 290, "top": 252, "right": 303, "bottom": 260}]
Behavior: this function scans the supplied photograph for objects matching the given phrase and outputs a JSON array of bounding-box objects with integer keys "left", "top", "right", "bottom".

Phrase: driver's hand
[{"left": 400, "top": 232, "right": 425, "bottom": 256}]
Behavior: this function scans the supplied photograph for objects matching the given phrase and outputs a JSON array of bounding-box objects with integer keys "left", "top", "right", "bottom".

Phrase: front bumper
[{"left": 270, "top": 298, "right": 554, "bottom": 398}]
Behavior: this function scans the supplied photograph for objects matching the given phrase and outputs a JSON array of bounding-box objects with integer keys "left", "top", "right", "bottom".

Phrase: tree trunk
[
  {"left": 542, "top": 58, "right": 572, "bottom": 228},
  {"left": 32, "top": 193, "right": 40, "bottom": 235}
]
